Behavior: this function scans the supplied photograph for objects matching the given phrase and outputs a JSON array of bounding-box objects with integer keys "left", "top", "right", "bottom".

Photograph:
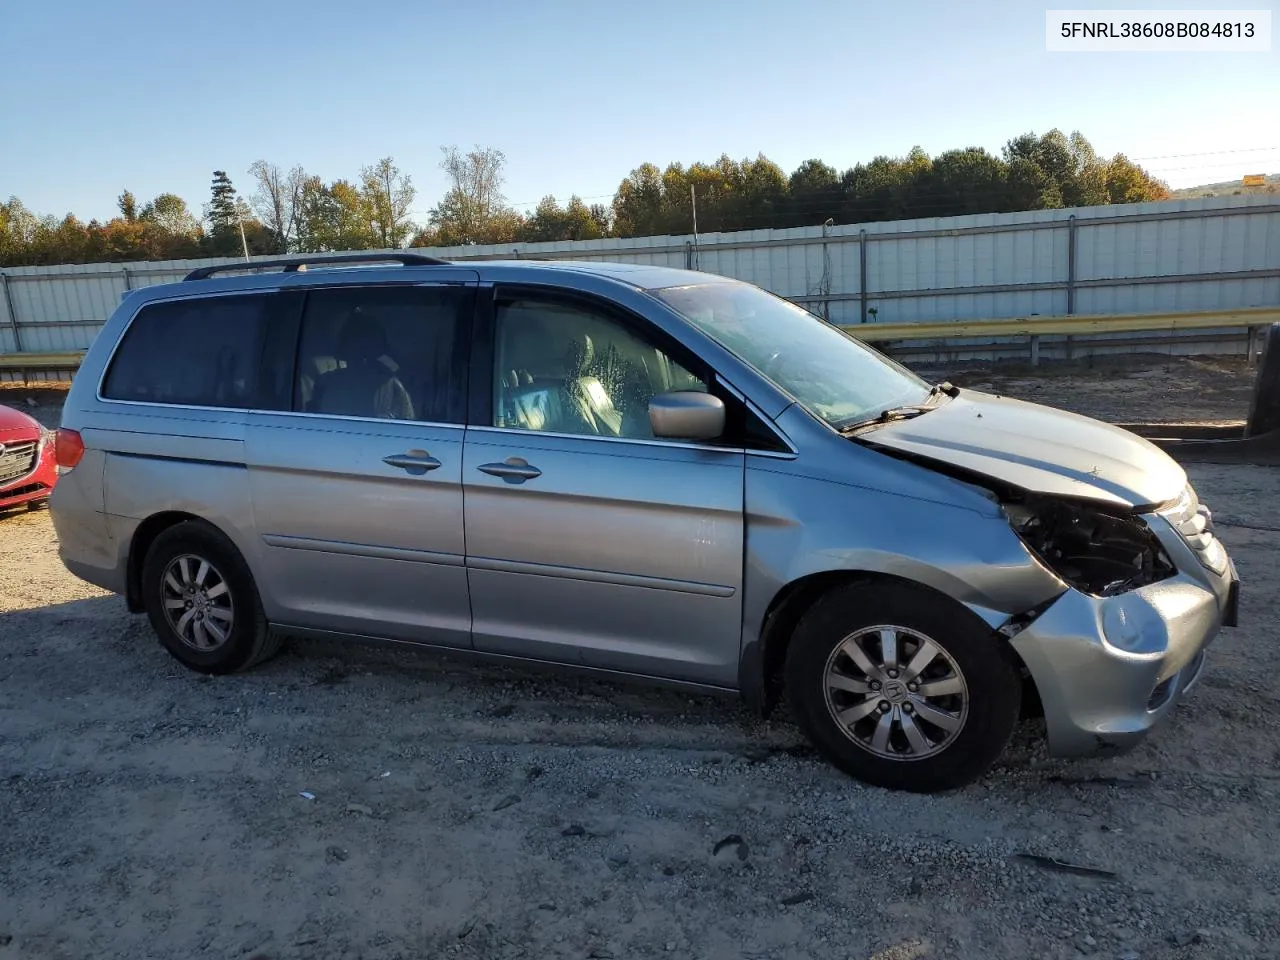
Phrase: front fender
[{"left": 738, "top": 441, "right": 1066, "bottom": 710}]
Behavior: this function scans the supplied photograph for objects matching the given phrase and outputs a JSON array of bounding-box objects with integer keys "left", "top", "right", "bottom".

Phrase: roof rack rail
[{"left": 183, "top": 252, "right": 451, "bottom": 282}]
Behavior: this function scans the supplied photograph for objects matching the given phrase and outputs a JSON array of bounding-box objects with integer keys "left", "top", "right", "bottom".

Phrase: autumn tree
[
  {"left": 1104, "top": 154, "right": 1171, "bottom": 203},
  {"left": 0, "top": 197, "right": 39, "bottom": 265},
  {"left": 426, "top": 145, "right": 519, "bottom": 245},
  {"left": 360, "top": 157, "right": 416, "bottom": 248},
  {"left": 0, "top": 130, "right": 1185, "bottom": 264}
]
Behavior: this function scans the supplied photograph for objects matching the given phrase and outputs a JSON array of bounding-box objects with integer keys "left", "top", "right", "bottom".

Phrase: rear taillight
[{"left": 55, "top": 428, "right": 85, "bottom": 469}]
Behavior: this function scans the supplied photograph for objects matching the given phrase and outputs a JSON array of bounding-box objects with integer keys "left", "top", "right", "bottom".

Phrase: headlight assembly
[{"left": 1002, "top": 495, "right": 1175, "bottom": 598}]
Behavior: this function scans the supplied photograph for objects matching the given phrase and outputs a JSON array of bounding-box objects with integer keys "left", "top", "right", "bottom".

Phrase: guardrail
[
  {"left": 2, "top": 307, "right": 1278, "bottom": 382},
  {"left": 0, "top": 351, "right": 85, "bottom": 384},
  {"left": 842, "top": 306, "right": 1280, "bottom": 365}
]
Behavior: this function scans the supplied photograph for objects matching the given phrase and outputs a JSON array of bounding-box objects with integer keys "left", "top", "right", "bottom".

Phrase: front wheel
[
  {"left": 784, "top": 581, "right": 1022, "bottom": 792},
  {"left": 141, "top": 521, "right": 280, "bottom": 674}
]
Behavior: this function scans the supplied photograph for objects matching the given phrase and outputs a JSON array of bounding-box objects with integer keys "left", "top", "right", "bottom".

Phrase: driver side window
[{"left": 493, "top": 295, "right": 708, "bottom": 440}]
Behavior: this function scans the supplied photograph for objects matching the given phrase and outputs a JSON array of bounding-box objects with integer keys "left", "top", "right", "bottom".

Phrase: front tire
[
  {"left": 784, "top": 581, "right": 1021, "bottom": 792},
  {"left": 141, "top": 521, "right": 279, "bottom": 674}
]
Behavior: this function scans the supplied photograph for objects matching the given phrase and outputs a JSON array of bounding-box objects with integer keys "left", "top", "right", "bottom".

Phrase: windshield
[{"left": 653, "top": 282, "right": 931, "bottom": 428}]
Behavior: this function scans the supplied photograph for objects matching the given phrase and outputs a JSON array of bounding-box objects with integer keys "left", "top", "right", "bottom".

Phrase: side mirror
[{"left": 649, "top": 391, "right": 725, "bottom": 441}]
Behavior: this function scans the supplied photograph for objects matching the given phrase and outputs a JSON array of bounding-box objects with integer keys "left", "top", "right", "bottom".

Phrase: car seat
[{"left": 313, "top": 317, "right": 415, "bottom": 420}]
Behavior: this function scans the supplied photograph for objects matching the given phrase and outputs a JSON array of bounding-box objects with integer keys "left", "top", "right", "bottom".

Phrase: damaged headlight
[{"left": 1002, "top": 496, "right": 1175, "bottom": 598}]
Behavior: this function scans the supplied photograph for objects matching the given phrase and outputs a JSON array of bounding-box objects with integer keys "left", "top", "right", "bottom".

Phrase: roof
[
  {"left": 467, "top": 259, "right": 725, "bottom": 291},
  {"left": 124, "top": 257, "right": 740, "bottom": 310}
]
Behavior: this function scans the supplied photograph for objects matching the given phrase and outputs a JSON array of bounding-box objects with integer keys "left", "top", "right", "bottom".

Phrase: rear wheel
[
  {"left": 784, "top": 581, "right": 1021, "bottom": 792},
  {"left": 141, "top": 521, "right": 280, "bottom": 674}
]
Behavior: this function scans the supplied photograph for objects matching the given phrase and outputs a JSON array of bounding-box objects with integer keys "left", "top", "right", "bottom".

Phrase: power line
[{"left": 1132, "top": 146, "right": 1279, "bottom": 161}]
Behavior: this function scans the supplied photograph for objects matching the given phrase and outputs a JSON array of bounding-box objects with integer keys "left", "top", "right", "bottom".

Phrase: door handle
[
  {"left": 477, "top": 457, "right": 542, "bottom": 483},
  {"left": 383, "top": 450, "right": 442, "bottom": 475}
]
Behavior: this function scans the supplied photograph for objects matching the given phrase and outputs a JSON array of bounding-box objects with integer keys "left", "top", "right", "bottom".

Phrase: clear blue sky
[{"left": 2, "top": 0, "right": 1276, "bottom": 224}]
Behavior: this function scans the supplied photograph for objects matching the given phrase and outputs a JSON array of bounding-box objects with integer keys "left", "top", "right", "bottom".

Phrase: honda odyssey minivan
[{"left": 50, "top": 254, "right": 1239, "bottom": 791}]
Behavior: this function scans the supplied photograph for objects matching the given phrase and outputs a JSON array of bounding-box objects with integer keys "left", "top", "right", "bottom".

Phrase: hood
[
  {"left": 0, "top": 403, "right": 42, "bottom": 440},
  {"left": 859, "top": 390, "right": 1185, "bottom": 509}
]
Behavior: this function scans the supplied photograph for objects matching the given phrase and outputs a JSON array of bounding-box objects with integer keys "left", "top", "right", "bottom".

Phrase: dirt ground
[
  {"left": 927, "top": 353, "right": 1258, "bottom": 427},
  {"left": 2, "top": 358, "right": 1278, "bottom": 960}
]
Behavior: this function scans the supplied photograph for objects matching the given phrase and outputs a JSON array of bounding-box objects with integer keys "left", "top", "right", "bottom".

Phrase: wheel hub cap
[
  {"left": 822, "top": 624, "right": 970, "bottom": 762},
  {"left": 161, "top": 554, "right": 235, "bottom": 652}
]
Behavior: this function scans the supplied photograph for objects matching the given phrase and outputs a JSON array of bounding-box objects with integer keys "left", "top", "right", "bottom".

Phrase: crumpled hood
[{"left": 860, "top": 389, "right": 1186, "bottom": 509}]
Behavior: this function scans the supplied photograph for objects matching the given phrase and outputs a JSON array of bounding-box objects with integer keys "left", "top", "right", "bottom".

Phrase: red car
[{"left": 0, "top": 403, "right": 58, "bottom": 513}]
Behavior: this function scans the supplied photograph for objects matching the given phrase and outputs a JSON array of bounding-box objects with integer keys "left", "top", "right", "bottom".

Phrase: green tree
[
  {"left": 923, "top": 147, "right": 1009, "bottom": 216},
  {"left": 588, "top": 203, "right": 612, "bottom": 236},
  {"left": 520, "top": 195, "right": 606, "bottom": 242},
  {"left": 117, "top": 190, "right": 138, "bottom": 222},
  {"left": 611, "top": 162, "right": 666, "bottom": 238},
  {"left": 785, "top": 159, "right": 841, "bottom": 226},
  {"left": 840, "top": 151, "right": 929, "bottom": 222},
  {"left": 140, "top": 193, "right": 202, "bottom": 242},
  {"left": 296, "top": 176, "right": 375, "bottom": 251},
  {"left": 1001, "top": 130, "right": 1113, "bottom": 210},
  {"left": 204, "top": 170, "right": 248, "bottom": 256},
  {"left": 206, "top": 171, "right": 238, "bottom": 233}
]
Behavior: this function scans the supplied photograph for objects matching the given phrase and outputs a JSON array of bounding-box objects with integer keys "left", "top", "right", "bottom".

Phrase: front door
[
  {"left": 463, "top": 288, "right": 746, "bottom": 686},
  {"left": 246, "top": 280, "right": 476, "bottom": 647}
]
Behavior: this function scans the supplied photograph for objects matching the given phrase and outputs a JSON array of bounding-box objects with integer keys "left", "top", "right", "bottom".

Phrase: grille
[
  {"left": 1159, "top": 484, "right": 1228, "bottom": 576},
  {"left": 0, "top": 481, "right": 47, "bottom": 503},
  {"left": 0, "top": 439, "right": 38, "bottom": 485}
]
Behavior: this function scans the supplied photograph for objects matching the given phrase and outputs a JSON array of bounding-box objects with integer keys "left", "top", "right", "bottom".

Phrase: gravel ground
[
  {"left": 1, "top": 360, "right": 1277, "bottom": 960},
  {"left": 934, "top": 353, "right": 1257, "bottom": 426}
]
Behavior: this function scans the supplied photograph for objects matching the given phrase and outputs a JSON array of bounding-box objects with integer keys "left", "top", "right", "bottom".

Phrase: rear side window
[
  {"left": 294, "top": 285, "right": 472, "bottom": 424},
  {"left": 102, "top": 294, "right": 270, "bottom": 407}
]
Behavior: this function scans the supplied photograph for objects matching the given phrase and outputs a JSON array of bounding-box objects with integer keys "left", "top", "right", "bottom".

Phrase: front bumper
[
  {"left": 0, "top": 436, "right": 57, "bottom": 511},
  {"left": 1009, "top": 512, "right": 1236, "bottom": 758}
]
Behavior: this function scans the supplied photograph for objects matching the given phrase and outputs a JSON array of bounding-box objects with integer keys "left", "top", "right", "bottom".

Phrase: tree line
[{"left": 0, "top": 130, "right": 1171, "bottom": 267}]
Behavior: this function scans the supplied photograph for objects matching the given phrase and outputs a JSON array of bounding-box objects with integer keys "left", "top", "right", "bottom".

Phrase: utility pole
[{"left": 235, "top": 202, "right": 250, "bottom": 262}]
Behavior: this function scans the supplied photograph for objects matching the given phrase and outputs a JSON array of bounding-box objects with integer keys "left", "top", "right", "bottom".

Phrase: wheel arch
[
  {"left": 126, "top": 511, "right": 221, "bottom": 613},
  {"left": 745, "top": 568, "right": 1043, "bottom": 719}
]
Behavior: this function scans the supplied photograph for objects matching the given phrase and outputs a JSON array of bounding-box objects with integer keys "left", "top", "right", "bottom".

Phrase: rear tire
[
  {"left": 784, "top": 581, "right": 1021, "bottom": 792},
  {"left": 141, "top": 521, "right": 280, "bottom": 674}
]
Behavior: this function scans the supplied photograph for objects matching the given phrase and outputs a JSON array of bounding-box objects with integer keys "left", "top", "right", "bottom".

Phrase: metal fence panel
[{"left": 2, "top": 196, "right": 1277, "bottom": 360}]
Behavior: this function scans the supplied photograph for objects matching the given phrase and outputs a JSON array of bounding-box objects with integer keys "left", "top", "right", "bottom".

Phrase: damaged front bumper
[{"left": 1008, "top": 501, "right": 1238, "bottom": 758}]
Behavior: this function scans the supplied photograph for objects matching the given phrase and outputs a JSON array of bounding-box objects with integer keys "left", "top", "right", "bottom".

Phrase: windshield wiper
[
  {"left": 837, "top": 405, "right": 931, "bottom": 434},
  {"left": 836, "top": 381, "right": 957, "bottom": 435}
]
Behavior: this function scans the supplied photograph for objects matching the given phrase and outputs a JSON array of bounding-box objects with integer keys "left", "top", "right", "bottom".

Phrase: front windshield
[{"left": 653, "top": 282, "right": 931, "bottom": 428}]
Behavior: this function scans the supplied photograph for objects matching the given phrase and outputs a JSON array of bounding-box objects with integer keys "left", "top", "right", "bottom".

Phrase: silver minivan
[{"left": 50, "top": 254, "right": 1239, "bottom": 792}]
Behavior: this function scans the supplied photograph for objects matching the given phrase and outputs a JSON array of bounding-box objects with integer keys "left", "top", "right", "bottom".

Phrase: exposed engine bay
[{"left": 1002, "top": 495, "right": 1175, "bottom": 597}]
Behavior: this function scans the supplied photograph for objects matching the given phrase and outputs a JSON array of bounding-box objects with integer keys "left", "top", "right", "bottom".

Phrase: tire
[
  {"left": 784, "top": 580, "right": 1021, "bottom": 793},
  {"left": 141, "top": 521, "right": 280, "bottom": 674}
]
